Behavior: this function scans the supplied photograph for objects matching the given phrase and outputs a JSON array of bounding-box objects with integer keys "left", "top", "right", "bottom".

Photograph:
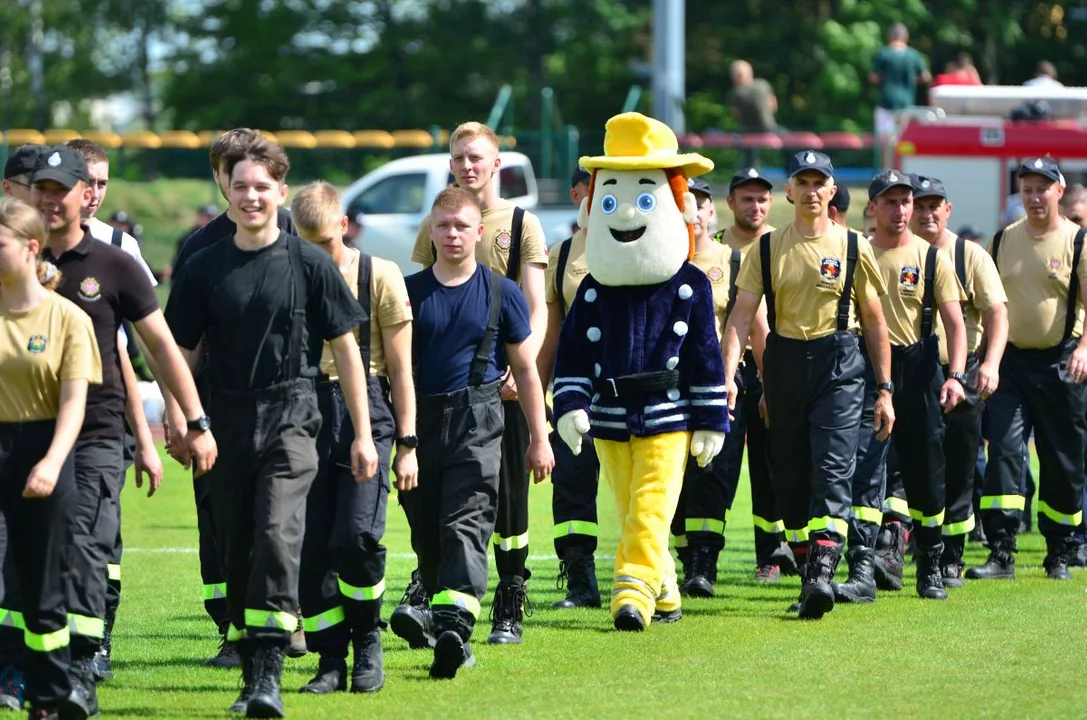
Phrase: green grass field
[{"left": 98, "top": 447, "right": 1084, "bottom": 719}]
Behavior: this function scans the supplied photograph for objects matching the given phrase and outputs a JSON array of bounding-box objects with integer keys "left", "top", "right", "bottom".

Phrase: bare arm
[
  {"left": 976, "top": 303, "right": 1008, "bottom": 398},
  {"left": 749, "top": 299, "right": 770, "bottom": 378},
  {"left": 536, "top": 301, "right": 563, "bottom": 391},
  {"left": 1067, "top": 283, "right": 1087, "bottom": 383},
  {"left": 382, "top": 321, "right": 418, "bottom": 491},
  {"left": 133, "top": 310, "right": 205, "bottom": 421},
  {"left": 329, "top": 332, "right": 378, "bottom": 481},
  {"left": 520, "top": 262, "right": 548, "bottom": 357},
  {"left": 722, "top": 289, "right": 760, "bottom": 382},
  {"left": 119, "top": 334, "right": 163, "bottom": 496},
  {"left": 506, "top": 338, "right": 556, "bottom": 482},
  {"left": 25, "top": 379, "right": 88, "bottom": 498}
]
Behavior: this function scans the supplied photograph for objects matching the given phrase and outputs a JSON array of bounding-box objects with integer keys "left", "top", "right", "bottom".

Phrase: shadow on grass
[{"left": 101, "top": 707, "right": 227, "bottom": 718}]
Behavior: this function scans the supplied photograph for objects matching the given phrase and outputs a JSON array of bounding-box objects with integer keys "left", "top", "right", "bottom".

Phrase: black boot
[
  {"left": 1043, "top": 543, "right": 1074, "bottom": 580},
  {"left": 228, "top": 640, "right": 256, "bottom": 714},
  {"left": 390, "top": 604, "right": 435, "bottom": 650},
  {"left": 680, "top": 544, "right": 718, "bottom": 598},
  {"left": 93, "top": 606, "right": 115, "bottom": 682},
  {"left": 965, "top": 543, "right": 1015, "bottom": 580},
  {"left": 429, "top": 630, "right": 474, "bottom": 680},
  {"left": 675, "top": 545, "right": 691, "bottom": 582},
  {"left": 798, "top": 542, "right": 840, "bottom": 620},
  {"left": 916, "top": 544, "right": 948, "bottom": 600},
  {"left": 401, "top": 569, "right": 428, "bottom": 610},
  {"left": 833, "top": 546, "right": 877, "bottom": 604},
  {"left": 940, "top": 535, "right": 966, "bottom": 588},
  {"left": 207, "top": 631, "right": 243, "bottom": 669},
  {"left": 873, "top": 521, "right": 906, "bottom": 591},
  {"left": 245, "top": 643, "right": 285, "bottom": 719},
  {"left": 350, "top": 630, "right": 384, "bottom": 693},
  {"left": 298, "top": 655, "right": 346, "bottom": 694},
  {"left": 613, "top": 604, "right": 645, "bottom": 632},
  {"left": 67, "top": 655, "right": 98, "bottom": 718},
  {"left": 768, "top": 542, "right": 800, "bottom": 577},
  {"left": 487, "top": 576, "right": 530, "bottom": 645},
  {"left": 553, "top": 548, "right": 601, "bottom": 609}
]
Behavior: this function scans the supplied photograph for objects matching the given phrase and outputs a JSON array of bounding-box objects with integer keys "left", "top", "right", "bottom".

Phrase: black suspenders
[
  {"left": 507, "top": 207, "right": 525, "bottom": 284},
  {"left": 759, "top": 232, "right": 776, "bottom": 333},
  {"left": 837, "top": 231, "right": 858, "bottom": 332},
  {"left": 725, "top": 247, "right": 741, "bottom": 319},
  {"left": 467, "top": 270, "right": 505, "bottom": 387},
  {"left": 284, "top": 235, "right": 308, "bottom": 381},
  {"left": 110, "top": 228, "right": 124, "bottom": 247},
  {"left": 555, "top": 237, "right": 572, "bottom": 319},
  {"left": 357, "top": 252, "right": 373, "bottom": 377},
  {"left": 920, "top": 244, "right": 939, "bottom": 338},
  {"left": 993, "top": 227, "right": 1086, "bottom": 344}
]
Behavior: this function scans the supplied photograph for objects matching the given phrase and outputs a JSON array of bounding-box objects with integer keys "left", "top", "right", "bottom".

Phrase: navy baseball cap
[
  {"left": 31, "top": 145, "right": 91, "bottom": 189},
  {"left": 729, "top": 167, "right": 773, "bottom": 194},
  {"left": 3, "top": 144, "right": 44, "bottom": 180},
  {"left": 868, "top": 169, "right": 914, "bottom": 201},
  {"left": 570, "top": 166, "right": 591, "bottom": 188},
  {"left": 1017, "top": 156, "right": 1065, "bottom": 186},
  {"left": 829, "top": 185, "right": 851, "bottom": 213},
  {"left": 911, "top": 174, "right": 948, "bottom": 200},
  {"left": 687, "top": 176, "right": 713, "bottom": 200},
  {"left": 956, "top": 224, "right": 982, "bottom": 240},
  {"left": 788, "top": 150, "right": 834, "bottom": 178}
]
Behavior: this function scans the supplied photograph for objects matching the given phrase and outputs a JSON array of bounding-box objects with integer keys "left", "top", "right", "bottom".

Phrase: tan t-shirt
[
  {"left": 319, "top": 250, "right": 413, "bottom": 380},
  {"left": 544, "top": 228, "right": 589, "bottom": 314},
  {"left": 736, "top": 222, "right": 886, "bottom": 341},
  {"left": 716, "top": 226, "right": 770, "bottom": 260},
  {"left": 691, "top": 241, "right": 737, "bottom": 342},
  {"left": 873, "top": 234, "right": 966, "bottom": 348},
  {"left": 993, "top": 218, "right": 1087, "bottom": 349},
  {"left": 411, "top": 199, "right": 548, "bottom": 281},
  {"left": 933, "top": 233, "right": 1008, "bottom": 364},
  {"left": 0, "top": 292, "right": 102, "bottom": 422}
]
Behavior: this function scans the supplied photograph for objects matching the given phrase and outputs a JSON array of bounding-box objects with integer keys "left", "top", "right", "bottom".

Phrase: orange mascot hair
[{"left": 585, "top": 168, "right": 696, "bottom": 260}]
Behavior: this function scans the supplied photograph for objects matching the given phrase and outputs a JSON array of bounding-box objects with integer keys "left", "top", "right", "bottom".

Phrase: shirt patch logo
[
  {"left": 27, "top": 335, "right": 47, "bottom": 354},
  {"left": 706, "top": 266, "right": 725, "bottom": 284},
  {"left": 900, "top": 265, "right": 920, "bottom": 287},
  {"left": 494, "top": 230, "right": 512, "bottom": 252},
  {"left": 78, "top": 277, "right": 101, "bottom": 301},
  {"left": 1049, "top": 258, "right": 1062, "bottom": 272},
  {"left": 819, "top": 257, "right": 841, "bottom": 281}
]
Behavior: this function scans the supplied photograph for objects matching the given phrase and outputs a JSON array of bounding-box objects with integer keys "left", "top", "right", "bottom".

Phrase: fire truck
[{"left": 895, "top": 85, "right": 1087, "bottom": 239}]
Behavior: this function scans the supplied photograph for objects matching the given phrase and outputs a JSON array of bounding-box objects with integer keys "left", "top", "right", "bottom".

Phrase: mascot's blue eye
[
  {"left": 600, "top": 194, "right": 618, "bottom": 214},
  {"left": 636, "top": 193, "right": 656, "bottom": 211}
]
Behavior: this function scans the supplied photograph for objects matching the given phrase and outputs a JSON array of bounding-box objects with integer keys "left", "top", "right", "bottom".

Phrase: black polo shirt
[
  {"left": 45, "top": 230, "right": 160, "bottom": 439},
  {"left": 165, "top": 231, "right": 363, "bottom": 392},
  {"left": 173, "top": 207, "right": 295, "bottom": 279}
]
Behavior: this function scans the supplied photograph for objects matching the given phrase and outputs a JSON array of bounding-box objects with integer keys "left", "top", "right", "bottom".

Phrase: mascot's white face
[{"left": 579, "top": 168, "right": 696, "bottom": 287}]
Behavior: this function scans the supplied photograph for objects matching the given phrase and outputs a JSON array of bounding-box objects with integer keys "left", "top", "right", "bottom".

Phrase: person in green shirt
[{"left": 870, "top": 23, "right": 930, "bottom": 164}]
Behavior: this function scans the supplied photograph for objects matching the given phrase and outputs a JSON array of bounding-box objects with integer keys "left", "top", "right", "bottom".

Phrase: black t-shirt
[
  {"left": 45, "top": 230, "right": 160, "bottom": 439},
  {"left": 173, "top": 207, "right": 295, "bottom": 279},
  {"left": 165, "top": 232, "right": 364, "bottom": 392},
  {"left": 406, "top": 265, "right": 531, "bottom": 395}
]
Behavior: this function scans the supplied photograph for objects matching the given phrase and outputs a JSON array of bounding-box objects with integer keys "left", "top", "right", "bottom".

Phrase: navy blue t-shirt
[{"left": 406, "top": 265, "right": 531, "bottom": 395}]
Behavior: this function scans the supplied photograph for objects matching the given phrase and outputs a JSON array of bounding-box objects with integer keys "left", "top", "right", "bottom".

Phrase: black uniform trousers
[
  {"left": 0, "top": 510, "right": 23, "bottom": 669},
  {"left": 412, "top": 382, "right": 504, "bottom": 643},
  {"left": 727, "top": 354, "right": 781, "bottom": 565},
  {"left": 550, "top": 430, "right": 600, "bottom": 557},
  {"left": 494, "top": 401, "right": 530, "bottom": 580},
  {"left": 849, "top": 348, "right": 891, "bottom": 549},
  {"left": 939, "top": 354, "right": 982, "bottom": 557},
  {"left": 193, "top": 375, "right": 229, "bottom": 631},
  {"left": 65, "top": 435, "right": 124, "bottom": 658},
  {"left": 0, "top": 421, "right": 76, "bottom": 707},
  {"left": 670, "top": 442, "right": 730, "bottom": 552},
  {"left": 980, "top": 341, "right": 1087, "bottom": 552},
  {"left": 299, "top": 376, "right": 393, "bottom": 658},
  {"left": 763, "top": 331, "right": 863, "bottom": 548},
  {"left": 206, "top": 378, "right": 321, "bottom": 644}
]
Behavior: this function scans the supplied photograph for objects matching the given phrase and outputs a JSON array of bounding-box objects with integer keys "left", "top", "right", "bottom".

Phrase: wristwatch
[
  {"left": 187, "top": 414, "right": 212, "bottom": 432},
  {"left": 396, "top": 435, "right": 419, "bottom": 449},
  {"left": 948, "top": 371, "right": 968, "bottom": 387},
  {"left": 876, "top": 381, "right": 894, "bottom": 395}
]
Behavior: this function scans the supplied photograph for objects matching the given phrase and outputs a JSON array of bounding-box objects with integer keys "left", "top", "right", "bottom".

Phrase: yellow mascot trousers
[{"left": 595, "top": 431, "right": 691, "bottom": 626}]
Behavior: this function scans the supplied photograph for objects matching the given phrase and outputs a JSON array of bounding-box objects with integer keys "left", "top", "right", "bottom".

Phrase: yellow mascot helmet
[{"left": 578, "top": 112, "right": 713, "bottom": 177}]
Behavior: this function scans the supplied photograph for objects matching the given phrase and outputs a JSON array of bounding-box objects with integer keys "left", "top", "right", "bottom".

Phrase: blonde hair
[
  {"left": 0, "top": 197, "right": 61, "bottom": 290},
  {"left": 449, "top": 122, "right": 499, "bottom": 153},
  {"left": 290, "top": 181, "right": 343, "bottom": 233}
]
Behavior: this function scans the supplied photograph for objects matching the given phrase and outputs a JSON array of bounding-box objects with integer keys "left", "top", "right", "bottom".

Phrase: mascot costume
[{"left": 552, "top": 112, "right": 729, "bottom": 631}]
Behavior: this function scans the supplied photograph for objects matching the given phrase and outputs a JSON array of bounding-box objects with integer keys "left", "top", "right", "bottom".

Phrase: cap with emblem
[
  {"left": 31, "top": 145, "right": 91, "bottom": 189},
  {"left": 868, "top": 169, "right": 914, "bottom": 201},
  {"left": 1017, "top": 156, "right": 1066, "bottom": 187},
  {"left": 910, "top": 174, "right": 948, "bottom": 200},
  {"left": 787, "top": 150, "right": 834, "bottom": 179},
  {"left": 956, "top": 224, "right": 982, "bottom": 241},
  {"left": 729, "top": 166, "right": 773, "bottom": 194},
  {"left": 687, "top": 176, "right": 713, "bottom": 200},
  {"left": 570, "top": 166, "right": 591, "bottom": 188},
  {"left": 4, "top": 145, "right": 44, "bottom": 180}
]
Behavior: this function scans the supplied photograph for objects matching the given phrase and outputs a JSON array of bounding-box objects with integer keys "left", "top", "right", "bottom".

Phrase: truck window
[
  {"left": 499, "top": 166, "right": 529, "bottom": 199},
  {"left": 348, "top": 172, "right": 428, "bottom": 215}
]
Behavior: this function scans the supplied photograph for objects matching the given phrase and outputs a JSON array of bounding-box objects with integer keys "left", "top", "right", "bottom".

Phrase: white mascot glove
[
  {"left": 690, "top": 430, "right": 726, "bottom": 468},
  {"left": 557, "top": 410, "right": 591, "bottom": 456}
]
